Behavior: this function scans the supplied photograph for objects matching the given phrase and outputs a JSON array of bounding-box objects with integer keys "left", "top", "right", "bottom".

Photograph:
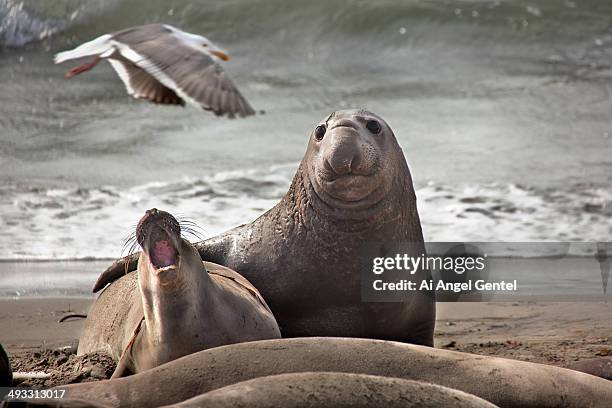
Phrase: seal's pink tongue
[{"left": 151, "top": 240, "right": 177, "bottom": 268}]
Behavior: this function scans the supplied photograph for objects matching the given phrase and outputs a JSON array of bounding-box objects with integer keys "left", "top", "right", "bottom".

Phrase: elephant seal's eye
[
  {"left": 314, "top": 125, "right": 326, "bottom": 141},
  {"left": 366, "top": 120, "right": 381, "bottom": 134}
]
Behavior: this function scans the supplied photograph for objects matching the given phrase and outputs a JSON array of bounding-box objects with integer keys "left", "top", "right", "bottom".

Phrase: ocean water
[{"left": 0, "top": 0, "right": 610, "bottom": 295}]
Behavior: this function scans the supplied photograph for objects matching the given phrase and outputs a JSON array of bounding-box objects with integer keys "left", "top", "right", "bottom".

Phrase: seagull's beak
[{"left": 211, "top": 50, "right": 230, "bottom": 61}]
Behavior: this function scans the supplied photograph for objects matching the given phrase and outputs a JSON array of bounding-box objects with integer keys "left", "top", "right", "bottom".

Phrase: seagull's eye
[
  {"left": 314, "top": 125, "right": 326, "bottom": 141},
  {"left": 203, "top": 44, "right": 208, "bottom": 47},
  {"left": 366, "top": 120, "right": 381, "bottom": 134}
]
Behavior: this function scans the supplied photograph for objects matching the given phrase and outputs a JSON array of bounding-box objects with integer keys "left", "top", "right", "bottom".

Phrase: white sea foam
[
  {"left": 0, "top": 165, "right": 294, "bottom": 260},
  {"left": 0, "top": 165, "right": 609, "bottom": 260},
  {"left": 418, "top": 181, "right": 612, "bottom": 245}
]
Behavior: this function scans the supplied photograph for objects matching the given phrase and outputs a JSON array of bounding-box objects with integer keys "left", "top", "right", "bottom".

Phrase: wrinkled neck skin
[
  {"left": 198, "top": 143, "right": 425, "bottom": 265},
  {"left": 285, "top": 149, "right": 423, "bottom": 243},
  {"left": 137, "top": 240, "right": 214, "bottom": 346}
]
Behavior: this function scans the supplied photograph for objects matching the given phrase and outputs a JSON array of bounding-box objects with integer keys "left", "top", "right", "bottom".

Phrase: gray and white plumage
[{"left": 54, "top": 24, "right": 255, "bottom": 118}]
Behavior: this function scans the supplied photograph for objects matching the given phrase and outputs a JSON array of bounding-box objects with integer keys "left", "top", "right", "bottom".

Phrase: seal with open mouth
[
  {"left": 95, "top": 109, "right": 435, "bottom": 346},
  {"left": 78, "top": 209, "right": 280, "bottom": 377}
]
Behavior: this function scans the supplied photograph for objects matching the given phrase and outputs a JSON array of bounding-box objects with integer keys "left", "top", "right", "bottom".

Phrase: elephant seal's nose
[{"left": 325, "top": 130, "right": 363, "bottom": 176}]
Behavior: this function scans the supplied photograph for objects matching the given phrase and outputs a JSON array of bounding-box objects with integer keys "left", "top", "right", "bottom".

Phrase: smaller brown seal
[
  {"left": 162, "top": 372, "right": 498, "bottom": 408},
  {"left": 78, "top": 209, "right": 280, "bottom": 378}
]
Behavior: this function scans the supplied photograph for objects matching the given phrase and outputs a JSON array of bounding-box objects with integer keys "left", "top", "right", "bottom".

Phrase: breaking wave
[{"left": 0, "top": 164, "right": 609, "bottom": 260}]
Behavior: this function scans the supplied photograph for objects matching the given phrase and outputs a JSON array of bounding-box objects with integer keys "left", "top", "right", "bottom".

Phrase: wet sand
[
  {"left": 435, "top": 302, "right": 612, "bottom": 364},
  {"left": 1, "top": 298, "right": 610, "bottom": 386},
  {"left": 0, "top": 298, "right": 90, "bottom": 351}
]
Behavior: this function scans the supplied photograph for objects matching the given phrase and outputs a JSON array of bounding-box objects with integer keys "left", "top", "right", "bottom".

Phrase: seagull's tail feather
[{"left": 54, "top": 34, "right": 114, "bottom": 64}]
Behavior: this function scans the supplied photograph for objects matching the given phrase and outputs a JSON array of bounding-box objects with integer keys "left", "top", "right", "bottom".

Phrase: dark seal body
[{"left": 95, "top": 109, "right": 435, "bottom": 346}]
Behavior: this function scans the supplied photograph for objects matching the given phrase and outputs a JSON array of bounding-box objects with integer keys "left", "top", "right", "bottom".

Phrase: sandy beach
[
  {"left": 1, "top": 298, "right": 610, "bottom": 387},
  {"left": 0, "top": 298, "right": 90, "bottom": 352},
  {"left": 0, "top": 298, "right": 114, "bottom": 386},
  {"left": 435, "top": 302, "right": 612, "bottom": 364}
]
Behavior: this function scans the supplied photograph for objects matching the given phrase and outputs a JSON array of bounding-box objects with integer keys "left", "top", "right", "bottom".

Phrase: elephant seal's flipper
[{"left": 93, "top": 254, "right": 138, "bottom": 293}]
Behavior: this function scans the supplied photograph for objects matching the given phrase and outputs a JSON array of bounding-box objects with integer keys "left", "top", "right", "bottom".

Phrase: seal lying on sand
[
  {"left": 0, "top": 344, "right": 11, "bottom": 387},
  {"left": 29, "top": 338, "right": 612, "bottom": 408},
  {"left": 1, "top": 373, "right": 497, "bottom": 408},
  {"left": 95, "top": 109, "right": 436, "bottom": 346},
  {"left": 566, "top": 357, "right": 612, "bottom": 381},
  {"left": 78, "top": 209, "right": 280, "bottom": 377},
  {"left": 163, "top": 372, "right": 498, "bottom": 408}
]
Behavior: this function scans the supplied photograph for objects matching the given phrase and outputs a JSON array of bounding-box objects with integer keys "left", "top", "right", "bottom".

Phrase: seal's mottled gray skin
[
  {"left": 45, "top": 338, "right": 612, "bottom": 408},
  {"left": 96, "top": 109, "right": 435, "bottom": 346},
  {"left": 163, "top": 372, "right": 499, "bottom": 408},
  {"left": 78, "top": 210, "right": 280, "bottom": 377}
]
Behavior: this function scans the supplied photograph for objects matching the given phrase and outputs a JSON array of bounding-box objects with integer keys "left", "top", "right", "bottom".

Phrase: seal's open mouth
[
  {"left": 150, "top": 236, "right": 178, "bottom": 274},
  {"left": 136, "top": 209, "right": 182, "bottom": 276}
]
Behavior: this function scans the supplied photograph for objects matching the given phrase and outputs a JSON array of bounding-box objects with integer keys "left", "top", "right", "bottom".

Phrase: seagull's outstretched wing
[
  {"left": 111, "top": 27, "right": 255, "bottom": 117},
  {"left": 54, "top": 24, "right": 255, "bottom": 118},
  {"left": 107, "top": 57, "right": 184, "bottom": 106}
]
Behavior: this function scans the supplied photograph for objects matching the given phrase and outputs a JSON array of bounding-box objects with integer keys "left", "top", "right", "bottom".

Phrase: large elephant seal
[
  {"left": 0, "top": 344, "right": 11, "bottom": 386},
  {"left": 164, "top": 372, "right": 498, "bottom": 408},
  {"left": 78, "top": 209, "right": 280, "bottom": 377},
  {"left": 30, "top": 338, "right": 612, "bottom": 408},
  {"left": 95, "top": 109, "right": 435, "bottom": 346}
]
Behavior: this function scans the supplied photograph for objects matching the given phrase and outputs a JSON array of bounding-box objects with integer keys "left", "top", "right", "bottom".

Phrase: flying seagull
[{"left": 54, "top": 24, "right": 255, "bottom": 118}]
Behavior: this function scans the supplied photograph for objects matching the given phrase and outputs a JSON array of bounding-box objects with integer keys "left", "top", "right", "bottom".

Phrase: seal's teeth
[{"left": 155, "top": 265, "right": 177, "bottom": 274}]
